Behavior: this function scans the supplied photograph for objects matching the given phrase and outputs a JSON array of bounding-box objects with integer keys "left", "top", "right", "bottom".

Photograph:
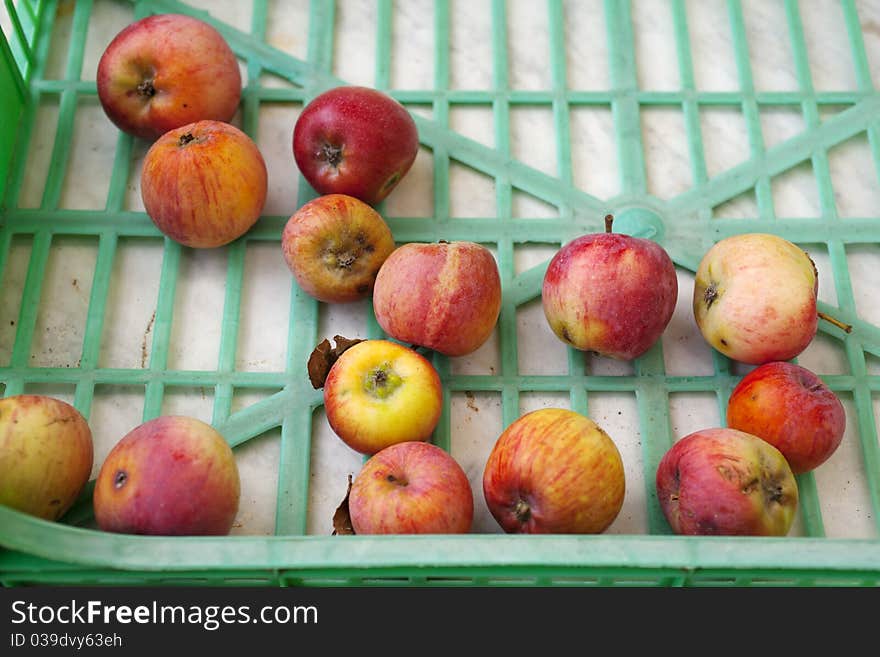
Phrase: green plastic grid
[{"left": 0, "top": 0, "right": 878, "bottom": 585}]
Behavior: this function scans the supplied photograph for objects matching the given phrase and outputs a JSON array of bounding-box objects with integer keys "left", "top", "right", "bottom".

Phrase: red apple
[
  {"left": 693, "top": 233, "right": 819, "bottom": 365},
  {"left": 96, "top": 13, "right": 242, "bottom": 141},
  {"left": 282, "top": 194, "right": 396, "bottom": 303},
  {"left": 482, "top": 408, "right": 625, "bottom": 534},
  {"left": 655, "top": 428, "right": 799, "bottom": 536},
  {"left": 372, "top": 241, "right": 502, "bottom": 357},
  {"left": 726, "top": 361, "right": 846, "bottom": 474},
  {"left": 292, "top": 86, "right": 419, "bottom": 206},
  {"left": 140, "top": 120, "right": 268, "bottom": 248},
  {"left": 0, "top": 395, "right": 93, "bottom": 521},
  {"left": 542, "top": 215, "right": 678, "bottom": 360},
  {"left": 323, "top": 339, "right": 443, "bottom": 455},
  {"left": 348, "top": 441, "right": 474, "bottom": 534},
  {"left": 93, "top": 416, "right": 240, "bottom": 536}
]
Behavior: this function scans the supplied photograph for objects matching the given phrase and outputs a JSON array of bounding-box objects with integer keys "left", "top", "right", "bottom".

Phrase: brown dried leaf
[
  {"left": 307, "top": 335, "right": 365, "bottom": 389},
  {"left": 331, "top": 335, "right": 364, "bottom": 358},
  {"left": 332, "top": 474, "right": 356, "bottom": 535},
  {"left": 307, "top": 338, "right": 333, "bottom": 389}
]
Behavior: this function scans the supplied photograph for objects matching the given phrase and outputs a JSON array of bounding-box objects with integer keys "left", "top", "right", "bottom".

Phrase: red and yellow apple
[
  {"left": 348, "top": 441, "right": 474, "bottom": 534},
  {"left": 96, "top": 13, "right": 242, "bottom": 141},
  {"left": 0, "top": 395, "right": 93, "bottom": 521},
  {"left": 323, "top": 339, "right": 443, "bottom": 455},
  {"left": 293, "top": 85, "right": 419, "bottom": 206},
  {"left": 482, "top": 408, "right": 625, "bottom": 534},
  {"left": 140, "top": 120, "right": 267, "bottom": 248},
  {"left": 541, "top": 216, "right": 678, "bottom": 360},
  {"left": 372, "top": 241, "right": 502, "bottom": 357},
  {"left": 693, "top": 233, "right": 818, "bottom": 365},
  {"left": 281, "top": 194, "right": 396, "bottom": 303},
  {"left": 726, "top": 361, "right": 846, "bottom": 474},
  {"left": 93, "top": 416, "right": 240, "bottom": 536},
  {"left": 655, "top": 427, "right": 799, "bottom": 536}
]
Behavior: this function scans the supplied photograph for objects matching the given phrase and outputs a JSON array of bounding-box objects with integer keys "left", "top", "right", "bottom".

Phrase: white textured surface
[{"left": 1, "top": 0, "right": 879, "bottom": 539}]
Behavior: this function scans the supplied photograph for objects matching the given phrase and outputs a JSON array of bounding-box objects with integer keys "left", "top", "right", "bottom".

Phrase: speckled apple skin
[
  {"left": 141, "top": 120, "right": 267, "bottom": 248},
  {"left": 655, "top": 428, "right": 798, "bottom": 536},
  {"left": 97, "top": 14, "right": 241, "bottom": 141},
  {"left": 541, "top": 232, "right": 678, "bottom": 360},
  {"left": 727, "top": 361, "right": 845, "bottom": 474},
  {"left": 93, "top": 416, "right": 240, "bottom": 536},
  {"left": 482, "top": 408, "right": 625, "bottom": 534},
  {"left": 372, "top": 241, "right": 502, "bottom": 357}
]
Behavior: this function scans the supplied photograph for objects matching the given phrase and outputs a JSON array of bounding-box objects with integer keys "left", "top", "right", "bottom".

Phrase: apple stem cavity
[
  {"left": 704, "top": 283, "right": 719, "bottom": 309},
  {"left": 137, "top": 79, "right": 156, "bottom": 98},
  {"left": 178, "top": 132, "right": 196, "bottom": 147},
  {"left": 320, "top": 142, "right": 343, "bottom": 169},
  {"left": 817, "top": 310, "right": 853, "bottom": 334},
  {"left": 604, "top": 214, "right": 614, "bottom": 233},
  {"left": 113, "top": 470, "right": 128, "bottom": 490},
  {"left": 364, "top": 366, "right": 403, "bottom": 399},
  {"left": 513, "top": 499, "right": 531, "bottom": 523}
]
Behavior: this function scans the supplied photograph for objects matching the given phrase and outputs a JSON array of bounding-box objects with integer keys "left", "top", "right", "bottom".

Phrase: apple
[
  {"left": 281, "top": 194, "right": 396, "bottom": 303},
  {"left": 372, "top": 241, "right": 502, "bottom": 357},
  {"left": 323, "top": 339, "right": 443, "bottom": 455},
  {"left": 292, "top": 85, "right": 419, "bottom": 206},
  {"left": 96, "top": 13, "right": 242, "bottom": 141},
  {"left": 541, "top": 215, "right": 678, "bottom": 360},
  {"left": 482, "top": 408, "right": 625, "bottom": 534},
  {"left": 93, "top": 416, "right": 240, "bottom": 536},
  {"left": 726, "top": 361, "right": 846, "bottom": 474},
  {"left": 141, "top": 119, "right": 268, "bottom": 248},
  {"left": 693, "top": 233, "right": 818, "bottom": 365},
  {"left": 0, "top": 395, "right": 93, "bottom": 521},
  {"left": 655, "top": 427, "right": 799, "bottom": 536},
  {"left": 348, "top": 441, "right": 474, "bottom": 534}
]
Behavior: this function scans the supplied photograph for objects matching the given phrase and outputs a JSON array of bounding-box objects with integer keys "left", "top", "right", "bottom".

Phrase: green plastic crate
[{"left": 1, "top": 0, "right": 879, "bottom": 586}]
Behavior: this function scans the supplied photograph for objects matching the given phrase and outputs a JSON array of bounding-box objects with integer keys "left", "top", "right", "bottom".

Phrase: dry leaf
[
  {"left": 307, "top": 335, "right": 364, "bottom": 389},
  {"left": 332, "top": 474, "right": 356, "bottom": 535}
]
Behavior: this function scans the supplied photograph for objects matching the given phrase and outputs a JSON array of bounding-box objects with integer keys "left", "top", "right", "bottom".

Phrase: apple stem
[
  {"left": 178, "top": 133, "right": 196, "bottom": 147},
  {"left": 817, "top": 311, "right": 853, "bottom": 334},
  {"left": 604, "top": 214, "right": 614, "bottom": 233}
]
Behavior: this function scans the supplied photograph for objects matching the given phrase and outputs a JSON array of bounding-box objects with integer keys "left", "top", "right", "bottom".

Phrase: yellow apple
[
  {"left": 323, "top": 340, "right": 443, "bottom": 455},
  {"left": 0, "top": 395, "right": 93, "bottom": 521}
]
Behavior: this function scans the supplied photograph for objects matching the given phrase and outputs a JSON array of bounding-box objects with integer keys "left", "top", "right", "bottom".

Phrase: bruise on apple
[{"left": 655, "top": 428, "right": 798, "bottom": 537}]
